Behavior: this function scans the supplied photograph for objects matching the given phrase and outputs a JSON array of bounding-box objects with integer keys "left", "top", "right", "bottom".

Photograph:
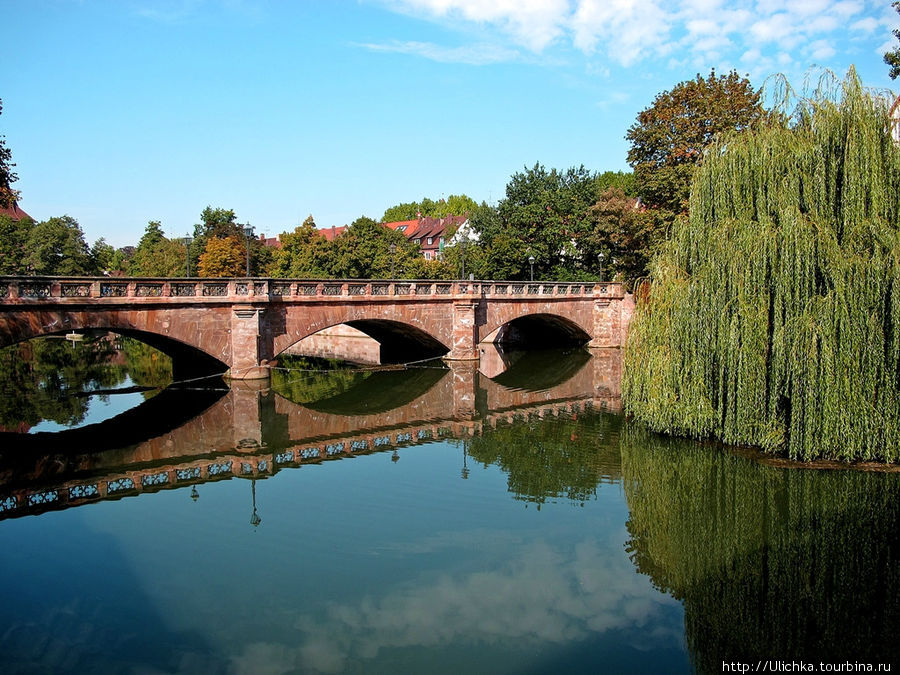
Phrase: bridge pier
[
  {"left": 444, "top": 300, "right": 480, "bottom": 361},
  {"left": 227, "top": 305, "right": 270, "bottom": 380},
  {"left": 588, "top": 291, "right": 634, "bottom": 350}
]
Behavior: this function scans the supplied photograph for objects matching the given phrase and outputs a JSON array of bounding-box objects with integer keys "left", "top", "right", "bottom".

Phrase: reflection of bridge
[
  {"left": 0, "top": 350, "right": 622, "bottom": 520},
  {"left": 0, "top": 277, "right": 633, "bottom": 378}
]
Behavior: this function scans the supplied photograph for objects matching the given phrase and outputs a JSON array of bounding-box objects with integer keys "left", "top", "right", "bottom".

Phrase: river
[{"left": 0, "top": 335, "right": 898, "bottom": 673}]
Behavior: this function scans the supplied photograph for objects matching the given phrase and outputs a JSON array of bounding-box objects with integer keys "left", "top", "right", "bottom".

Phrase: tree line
[{"left": 0, "top": 68, "right": 768, "bottom": 281}]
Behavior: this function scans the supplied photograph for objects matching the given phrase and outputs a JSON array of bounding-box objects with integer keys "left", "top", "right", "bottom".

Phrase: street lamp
[
  {"left": 528, "top": 255, "right": 535, "bottom": 281},
  {"left": 460, "top": 238, "right": 467, "bottom": 280},
  {"left": 243, "top": 224, "right": 255, "bottom": 277},
  {"left": 389, "top": 242, "right": 397, "bottom": 278},
  {"left": 598, "top": 252, "right": 605, "bottom": 282},
  {"left": 182, "top": 234, "right": 192, "bottom": 277}
]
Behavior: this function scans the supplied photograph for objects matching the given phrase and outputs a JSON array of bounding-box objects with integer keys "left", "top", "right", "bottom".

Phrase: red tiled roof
[
  {"left": 317, "top": 225, "right": 348, "bottom": 241},
  {"left": 0, "top": 203, "right": 32, "bottom": 221},
  {"left": 258, "top": 234, "right": 282, "bottom": 249}
]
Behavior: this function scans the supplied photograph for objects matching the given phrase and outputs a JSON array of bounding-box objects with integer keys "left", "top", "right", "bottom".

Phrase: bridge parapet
[{"left": 0, "top": 277, "right": 623, "bottom": 304}]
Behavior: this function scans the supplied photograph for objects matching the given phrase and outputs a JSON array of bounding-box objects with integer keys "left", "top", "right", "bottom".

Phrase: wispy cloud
[
  {"left": 370, "top": 0, "right": 883, "bottom": 73},
  {"left": 356, "top": 40, "right": 521, "bottom": 65}
]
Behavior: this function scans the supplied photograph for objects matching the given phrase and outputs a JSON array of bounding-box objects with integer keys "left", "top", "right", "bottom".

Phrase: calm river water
[{"left": 1, "top": 336, "right": 899, "bottom": 674}]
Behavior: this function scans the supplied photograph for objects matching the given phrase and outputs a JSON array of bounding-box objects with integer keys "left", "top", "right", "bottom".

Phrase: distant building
[
  {"left": 258, "top": 233, "right": 282, "bottom": 249},
  {"left": 317, "top": 225, "right": 347, "bottom": 241},
  {"left": 891, "top": 94, "right": 900, "bottom": 145},
  {"left": 382, "top": 215, "right": 468, "bottom": 260},
  {"left": 0, "top": 203, "right": 32, "bottom": 221}
]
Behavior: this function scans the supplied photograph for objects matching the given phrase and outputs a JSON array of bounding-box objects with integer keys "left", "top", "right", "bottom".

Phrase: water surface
[{"left": 0, "top": 339, "right": 898, "bottom": 673}]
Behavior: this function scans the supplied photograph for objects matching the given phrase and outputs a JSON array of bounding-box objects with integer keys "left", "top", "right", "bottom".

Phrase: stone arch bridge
[{"left": 0, "top": 277, "right": 633, "bottom": 379}]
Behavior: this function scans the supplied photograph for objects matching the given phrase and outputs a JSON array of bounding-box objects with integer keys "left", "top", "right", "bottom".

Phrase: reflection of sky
[
  {"left": 0, "top": 439, "right": 688, "bottom": 673},
  {"left": 29, "top": 375, "right": 147, "bottom": 433}
]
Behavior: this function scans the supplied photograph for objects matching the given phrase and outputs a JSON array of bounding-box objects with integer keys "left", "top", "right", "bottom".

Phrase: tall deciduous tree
[
  {"left": 489, "top": 163, "right": 599, "bottom": 279},
  {"left": 24, "top": 216, "right": 94, "bottom": 275},
  {"left": 331, "top": 216, "right": 417, "bottom": 278},
  {"left": 0, "top": 99, "right": 18, "bottom": 208},
  {"left": 130, "top": 221, "right": 187, "bottom": 277},
  {"left": 269, "top": 216, "right": 334, "bottom": 278},
  {"left": 0, "top": 213, "right": 34, "bottom": 274},
  {"left": 886, "top": 1, "right": 900, "bottom": 79},
  {"left": 382, "top": 194, "right": 478, "bottom": 222},
  {"left": 584, "top": 187, "right": 659, "bottom": 281},
  {"left": 626, "top": 70, "right": 766, "bottom": 217},
  {"left": 198, "top": 235, "right": 245, "bottom": 277}
]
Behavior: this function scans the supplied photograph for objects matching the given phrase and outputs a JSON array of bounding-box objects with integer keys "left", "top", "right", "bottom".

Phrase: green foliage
[
  {"left": 0, "top": 214, "right": 34, "bottom": 274},
  {"left": 595, "top": 170, "right": 637, "bottom": 196},
  {"left": 381, "top": 194, "right": 478, "bottom": 223},
  {"left": 269, "top": 216, "right": 334, "bottom": 278},
  {"left": 886, "top": 1, "right": 900, "bottom": 79},
  {"left": 584, "top": 188, "right": 662, "bottom": 281},
  {"left": 626, "top": 69, "right": 766, "bottom": 215},
  {"left": 129, "top": 221, "right": 188, "bottom": 277},
  {"left": 0, "top": 98, "right": 18, "bottom": 208},
  {"left": 330, "top": 216, "right": 419, "bottom": 279},
  {"left": 623, "top": 70, "right": 900, "bottom": 462},
  {"left": 24, "top": 216, "right": 95, "bottom": 275}
]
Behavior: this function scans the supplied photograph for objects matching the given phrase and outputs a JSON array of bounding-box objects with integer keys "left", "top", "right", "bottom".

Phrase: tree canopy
[
  {"left": 623, "top": 70, "right": 900, "bottom": 462},
  {"left": 381, "top": 194, "right": 478, "bottom": 223},
  {"left": 886, "top": 1, "right": 900, "bottom": 79},
  {"left": 0, "top": 99, "right": 18, "bottom": 208},
  {"left": 626, "top": 69, "right": 766, "bottom": 216}
]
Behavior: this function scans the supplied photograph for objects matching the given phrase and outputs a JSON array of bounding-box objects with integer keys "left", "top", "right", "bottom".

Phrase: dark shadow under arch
[
  {"left": 492, "top": 314, "right": 591, "bottom": 349},
  {"left": 345, "top": 320, "right": 449, "bottom": 364}
]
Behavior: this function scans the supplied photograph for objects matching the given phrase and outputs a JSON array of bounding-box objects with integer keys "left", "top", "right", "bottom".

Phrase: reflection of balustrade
[{"left": 0, "top": 398, "right": 592, "bottom": 521}]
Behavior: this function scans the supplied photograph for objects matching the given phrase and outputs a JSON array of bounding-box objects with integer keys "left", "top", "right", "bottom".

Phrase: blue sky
[{"left": 4, "top": 0, "right": 899, "bottom": 247}]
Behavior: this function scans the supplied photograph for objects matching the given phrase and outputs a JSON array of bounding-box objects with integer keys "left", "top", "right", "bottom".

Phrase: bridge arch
[
  {"left": 273, "top": 315, "right": 450, "bottom": 365},
  {"left": 481, "top": 312, "right": 592, "bottom": 348},
  {"left": 0, "top": 308, "right": 229, "bottom": 379}
]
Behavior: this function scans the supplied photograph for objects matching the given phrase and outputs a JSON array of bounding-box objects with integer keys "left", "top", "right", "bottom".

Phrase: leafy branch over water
[{"left": 623, "top": 69, "right": 900, "bottom": 461}]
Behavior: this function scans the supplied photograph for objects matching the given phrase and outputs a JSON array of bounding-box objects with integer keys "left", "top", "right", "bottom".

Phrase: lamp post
[
  {"left": 182, "top": 234, "right": 192, "bottom": 277},
  {"left": 460, "top": 238, "right": 467, "bottom": 280},
  {"left": 528, "top": 255, "right": 535, "bottom": 282},
  {"left": 243, "top": 224, "right": 255, "bottom": 277},
  {"left": 389, "top": 242, "right": 397, "bottom": 278},
  {"left": 598, "top": 252, "right": 605, "bottom": 282}
]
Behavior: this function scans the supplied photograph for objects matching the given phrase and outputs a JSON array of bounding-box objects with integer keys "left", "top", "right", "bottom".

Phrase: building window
[
  {"left": 414, "top": 238, "right": 421, "bottom": 244},
  {"left": 424, "top": 251, "right": 432, "bottom": 260},
  {"left": 427, "top": 237, "right": 433, "bottom": 245},
  {"left": 398, "top": 225, "right": 406, "bottom": 232}
]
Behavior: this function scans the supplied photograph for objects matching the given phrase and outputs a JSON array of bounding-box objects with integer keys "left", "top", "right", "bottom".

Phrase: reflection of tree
[
  {"left": 621, "top": 428, "right": 900, "bottom": 672},
  {"left": 0, "top": 336, "right": 172, "bottom": 430},
  {"left": 467, "top": 411, "right": 622, "bottom": 506},
  {"left": 120, "top": 338, "right": 173, "bottom": 392},
  {"left": 270, "top": 355, "right": 373, "bottom": 405}
]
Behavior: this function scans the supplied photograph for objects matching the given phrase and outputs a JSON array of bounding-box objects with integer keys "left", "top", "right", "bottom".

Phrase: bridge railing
[{"left": 0, "top": 277, "right": 623, "bottom": 302}]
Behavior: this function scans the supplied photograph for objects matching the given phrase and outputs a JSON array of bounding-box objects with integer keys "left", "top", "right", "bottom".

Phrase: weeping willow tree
[{"left": 623, "top": 70, "right": 900, "bottom": 461}]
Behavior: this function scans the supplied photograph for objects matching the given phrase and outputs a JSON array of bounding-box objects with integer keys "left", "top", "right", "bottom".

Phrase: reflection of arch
[
  {"left": 276, "top": 319, "right": 449, "bottom": 365},
  {"left": 489, "top": 347, "right": 592, "bottom": 392},
  {"left": 0, "top": 310, "right": 229, "bottom": 379},
  {"left": 0, "top": 385, "right": 228, "bottom": 455},
  {"left": 482, "top": 313, "right": 591, "bottom": 348},
  {"left": 291, "top": 367, "right": 448, "bottom": 416}
]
